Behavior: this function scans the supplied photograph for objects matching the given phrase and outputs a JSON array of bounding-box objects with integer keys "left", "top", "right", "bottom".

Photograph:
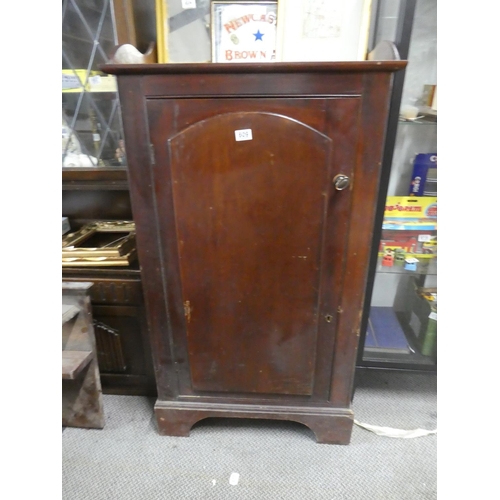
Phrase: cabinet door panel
[
  {"left": 170, "top": 112, "right": 330, "bottom": 395},
  {"left": 147, "top": 97, "right": 359, "bottom": 399}
]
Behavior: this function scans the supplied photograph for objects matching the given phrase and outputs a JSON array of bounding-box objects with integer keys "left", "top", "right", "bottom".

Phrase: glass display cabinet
[
  {"left": 358, "top": 0, "right": 437, "bottom": 371},
  {"left": 62, "top": 0, "right": 126, "bottom": 170}
]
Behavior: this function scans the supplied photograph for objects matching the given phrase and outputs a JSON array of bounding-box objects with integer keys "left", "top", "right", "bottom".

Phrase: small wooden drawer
[
  {"left": 88, "top": 279, "right": 143, "bottom": 305},
  {"left": 63, "top": 278, "right": 143, "bottom": 305}
]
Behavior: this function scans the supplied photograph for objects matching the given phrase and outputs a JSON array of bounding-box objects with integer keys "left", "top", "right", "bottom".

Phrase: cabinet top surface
[{"left": 101, "top": 61, "right": 406, "bottom": 76}]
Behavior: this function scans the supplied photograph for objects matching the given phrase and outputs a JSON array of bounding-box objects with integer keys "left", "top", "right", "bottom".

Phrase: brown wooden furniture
[
  {"left": 62, "top": 282, "right": 104, "bottom": 429},
  {"left": 62, "top": 173, "right": 157, "bottom": 397},
  {"left": 62, "top": 266, "right": 156, "bottom": 396},
  {"left": 62, "top": 175, "right": 156, "bottom": 397},
  {"left": 103, "top": 61, "right": 406, "bottom": 444},
  {"left": 62, "top": 187, "right": 156, "bottom": 396}
]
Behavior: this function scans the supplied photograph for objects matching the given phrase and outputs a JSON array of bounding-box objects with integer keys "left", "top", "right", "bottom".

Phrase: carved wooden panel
[{"left": 93, "top": 319, "right": 127, "bottom": 373}]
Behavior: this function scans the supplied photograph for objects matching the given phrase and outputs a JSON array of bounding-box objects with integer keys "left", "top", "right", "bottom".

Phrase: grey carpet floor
[{"left": 62, "top": 370, "right": 437, "bottom": 499}]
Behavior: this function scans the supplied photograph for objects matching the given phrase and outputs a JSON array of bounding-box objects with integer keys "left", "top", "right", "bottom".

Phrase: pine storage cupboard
[{"left": 103, "top": 61, "right": 405, "bottom": 444}]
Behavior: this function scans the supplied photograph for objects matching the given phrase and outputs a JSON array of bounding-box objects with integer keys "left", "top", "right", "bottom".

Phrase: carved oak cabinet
[{"left": 103, "top": 61, "right": 405, "bottom": 444}]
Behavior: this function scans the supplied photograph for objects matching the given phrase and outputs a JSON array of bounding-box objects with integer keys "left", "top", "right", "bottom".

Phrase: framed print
[
  {"left": 211, "top": 1, "right": 278, "bottom": 63},
  {"left": 276, "top": 0, "right": 372, "bottom": 62}
]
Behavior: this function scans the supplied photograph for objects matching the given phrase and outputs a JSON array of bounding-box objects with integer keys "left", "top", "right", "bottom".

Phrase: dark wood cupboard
[
  {"left": 62, "top": 178, "right": 157, "bottom": 397},
  {"left": 103, "top": 61, "right": 405, "bottom": 444},
  {"left": 62, "top": 268, "right": 156, "bottom": 396}
]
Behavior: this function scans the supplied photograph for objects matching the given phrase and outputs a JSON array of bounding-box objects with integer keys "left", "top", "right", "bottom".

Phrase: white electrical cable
[{"left": 354, "top": 419, "right": 437, "bottom": 438}]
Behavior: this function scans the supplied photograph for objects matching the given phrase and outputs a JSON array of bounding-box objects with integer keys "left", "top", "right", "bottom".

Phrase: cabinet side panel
[
  {"left": 329, "top": 73, "right": 393, "bottom": 406},
  {"left": 117, "top": 75, "right": 178, "bottom": 399}
]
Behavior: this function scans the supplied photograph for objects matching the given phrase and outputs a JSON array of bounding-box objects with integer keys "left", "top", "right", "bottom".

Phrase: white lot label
[
  {"left": 429, "top": 312, "right": 437, "bottom": 321},
  {"left": 181, "top": 0, "right": 196, "bottom": 8},
  {"left": 418, "top": 234, "right": 432, "bottom": 242},
  {"left": 229, "top": 472, "right": 240, "bottom": 485},
  {"left": 235, "top": 129, "right": 253, "bottom": 141}
]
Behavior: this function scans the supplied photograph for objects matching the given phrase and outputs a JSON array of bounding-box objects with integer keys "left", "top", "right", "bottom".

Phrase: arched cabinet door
[{"left": 145, "top": 97, "right": 360, "bottom": 400}]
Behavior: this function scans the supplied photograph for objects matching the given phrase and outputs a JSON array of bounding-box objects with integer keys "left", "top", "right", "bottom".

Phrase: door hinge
[{"left": 149, "top": 143, "right": 155, "bottom": 165}]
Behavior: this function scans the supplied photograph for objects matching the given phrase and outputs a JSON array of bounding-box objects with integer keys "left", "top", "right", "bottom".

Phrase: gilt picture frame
[{"left": 62, "top": 221, "right": 137, "bottom": 267}]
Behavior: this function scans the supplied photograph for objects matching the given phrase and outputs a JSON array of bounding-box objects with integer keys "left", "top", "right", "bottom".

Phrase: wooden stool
[{"left": 62, "top": 282, "right": 104, "bottom": 429}]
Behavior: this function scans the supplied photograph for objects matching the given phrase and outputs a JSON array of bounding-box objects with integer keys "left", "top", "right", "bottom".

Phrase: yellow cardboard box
[
  {"left": 62, "top": 69, "right": 93, "bottom": 92},
  {"left": 88, "top": 73, "right": 117, "bottom": 92}
]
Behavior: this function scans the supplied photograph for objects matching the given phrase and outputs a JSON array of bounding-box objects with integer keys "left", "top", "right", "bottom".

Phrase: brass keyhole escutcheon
[
  {"left": 325, "top": 314, "right": 333, "bottom": 323},
  {"left": 333, "top": 174, "right": 350, "bottom": 191}
]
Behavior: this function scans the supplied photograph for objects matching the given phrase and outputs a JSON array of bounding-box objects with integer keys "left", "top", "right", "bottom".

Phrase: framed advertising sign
[{"left": 211, "top": 1, "right": 278, "bottom": 63}]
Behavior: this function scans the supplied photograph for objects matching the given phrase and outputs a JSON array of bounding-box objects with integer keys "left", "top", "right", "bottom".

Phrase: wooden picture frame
[
  {"left": 113, "top": 0, "right": 137, "bottom": 47},
  {"left": 155, "top": 0, "right": 213, "bottom": 64},
  {"left": 211, "top": 1, "right": 278, "bottom": 63},
  {"left": 276, "top": 0, "right": 372, "bottom": 62},
  {"left": 155, "top": 0, "right": 169, "bottom": 63}
]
